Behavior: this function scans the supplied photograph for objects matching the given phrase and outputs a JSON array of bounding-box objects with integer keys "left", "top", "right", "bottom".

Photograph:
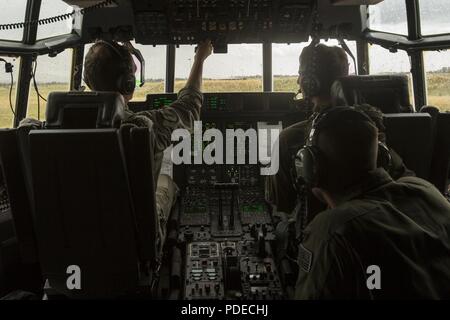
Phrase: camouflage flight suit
[
  {"left": 122, "top": 86, "right": 203, "bottom": 250},
  {"left": 295, "top": 168, "right": 450, "bottom": 299}
]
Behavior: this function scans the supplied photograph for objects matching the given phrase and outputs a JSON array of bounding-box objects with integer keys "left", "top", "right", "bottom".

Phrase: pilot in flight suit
[
  {"left": 266, "top": 43, "right": 413, "bottom": 216},
  {"left": 20, "top": 40, "right": 213, "bottom": 254},
  {"left": 295, "top": 107, "right": 450, "bottom": 299}
]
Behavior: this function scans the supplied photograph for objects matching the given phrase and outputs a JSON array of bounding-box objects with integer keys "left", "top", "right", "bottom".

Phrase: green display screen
[
  {"left": 242, "top": 204, "right": 264, "bottom": 214},
  {"left": 152, "top": 97, "right": 175, "bottom": 108}
]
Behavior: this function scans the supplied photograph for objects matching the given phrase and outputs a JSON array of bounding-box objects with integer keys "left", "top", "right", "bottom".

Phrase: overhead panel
[
  {"left": 132, "top": 0, "right": 314, "bottom": 45},
  {"left": 64, "top": 0, "right": 370, "bottom": 44}
]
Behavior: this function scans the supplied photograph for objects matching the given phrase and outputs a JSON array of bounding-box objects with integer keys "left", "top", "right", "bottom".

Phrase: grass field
[{"left": 0, "top": 74, "right": 449, "bottom": 128}]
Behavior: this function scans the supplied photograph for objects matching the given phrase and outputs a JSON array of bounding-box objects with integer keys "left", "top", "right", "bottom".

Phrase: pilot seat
[
  {"left": 331, "top": 74, "right": 414, "bottom": 114},
  {"left": 28, "top": 91, "right": 160, "bottom": 299}
]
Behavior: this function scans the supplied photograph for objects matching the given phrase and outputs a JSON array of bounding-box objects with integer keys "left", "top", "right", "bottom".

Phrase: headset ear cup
[
  {"left": 298, "top": 147, "right": 320, "bottom": 187},
  {"left": 128, "top": 74, "right": 136, "bottom": 94},
  {"left": 105, "top": 41, "right": 135, "bottom": 96},
  {"left": 123, "top": 74, "right": 136, "bottom": 96},
  {"left": 117, "top": 71, "right": 136, "bottom": 96},
  {"left": 377, "top": 142, "right": 393, "bottom": 171}
]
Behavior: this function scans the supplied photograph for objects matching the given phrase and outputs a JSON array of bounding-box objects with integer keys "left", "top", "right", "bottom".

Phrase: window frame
[{"left": 174, "top": 44, "right": 265, "bottom": 94}]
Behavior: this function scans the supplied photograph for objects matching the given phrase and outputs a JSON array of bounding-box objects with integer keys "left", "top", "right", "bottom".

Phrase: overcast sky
[{"left": 1, "top": 0, "right": 450, "bottom": 84}]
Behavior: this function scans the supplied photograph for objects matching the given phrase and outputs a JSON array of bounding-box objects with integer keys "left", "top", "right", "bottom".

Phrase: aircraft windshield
[{"left": 175, "top": 44, "right": 263, "bottom": 93}]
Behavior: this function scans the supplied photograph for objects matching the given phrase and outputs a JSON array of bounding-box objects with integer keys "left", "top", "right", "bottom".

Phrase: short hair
[
  {"left": 316, "top": 108, "right": 379, "bottom": 194},
  {"left": 300, "top": 44, "right": 349, "bottom": 97},
  {"left": 83, "top": 41, "right": 133, "bottom": 92}
]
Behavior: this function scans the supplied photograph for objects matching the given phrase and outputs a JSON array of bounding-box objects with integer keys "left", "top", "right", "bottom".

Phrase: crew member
[
  {"left": 267, "top": 43, "right": 412, "bottom": 216},
  {"left": 21, "top": 40, "right": 213, "bottom": 254},
  {"left": 295, "top": 107, "right": 450, "bottom": 299}
]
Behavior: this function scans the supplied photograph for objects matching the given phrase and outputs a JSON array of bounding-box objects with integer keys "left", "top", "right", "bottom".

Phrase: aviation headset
[
  {"left": 295, "top": 107, "right": 392, "bottom": 188},
  {"left": 84, "top": 40, "right": 136, "bottom": 96},
  {"left": 299, "top": 39, "right": 356, "bottom": 100}
]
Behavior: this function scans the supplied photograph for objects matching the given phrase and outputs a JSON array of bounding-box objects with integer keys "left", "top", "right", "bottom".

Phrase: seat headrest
[
  {"left": 45, "top": 91, "right": 125, "bottom": 129},
  {"left": 331, "top": 75, "right": 414, "bottom": 114}
]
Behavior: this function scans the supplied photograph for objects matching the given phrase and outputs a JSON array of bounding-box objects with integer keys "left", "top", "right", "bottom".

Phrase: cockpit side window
[
  {"left": 36, "top": 0, "right": 73, "bottom": 40},
  {"left": 369, "top": 0, "right": 408, "bottom": 36},
  {"left": 419, "top": 0, "right": 450, "bottom": 36},
  {"left": 27, "top": 50, "right": 72, "bottom": 120},
  {"left": 424, "top": 50, "right": 450, "bottom": 112},
  {"left": 0, "top": 57, "right": 20, "bottom": 128},
  {"left": 0, "top": 0, "right": 27, "bottom": 42}
]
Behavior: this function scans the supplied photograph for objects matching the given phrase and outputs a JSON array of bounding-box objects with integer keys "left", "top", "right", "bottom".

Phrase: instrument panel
[
  {"left": 177, "top": 163, "right": 283, "bottom": 300},
  {"left": 129, "top": 92, "right": 297, "bottom": 114},
  {"left": 138, "top": 92, "right": 297, "bottom": 300}
]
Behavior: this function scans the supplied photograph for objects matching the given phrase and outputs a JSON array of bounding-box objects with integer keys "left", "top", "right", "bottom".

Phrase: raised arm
[
  {"left": 122, "top": 40, "right": 213, "bottom": 155},
  {"left": 185, "top": 40, "right": 213, "bottom": 91}
]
